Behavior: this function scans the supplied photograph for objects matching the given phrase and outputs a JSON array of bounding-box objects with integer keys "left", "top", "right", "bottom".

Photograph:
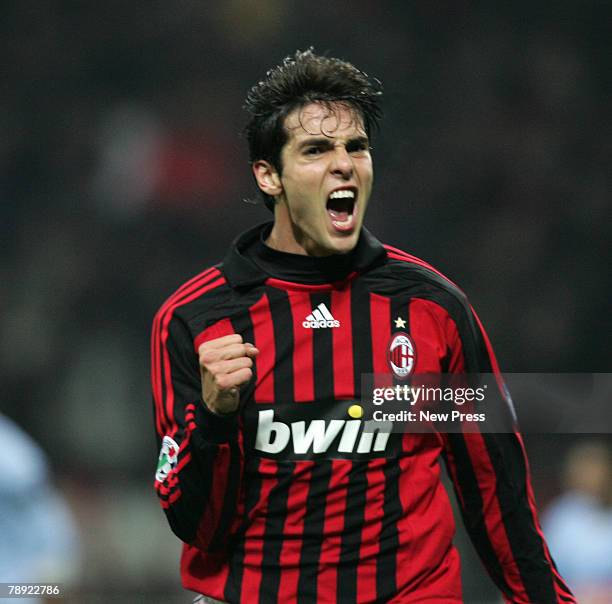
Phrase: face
[{"left": 256, "top": 102, "right": 374, "bottom": 256}]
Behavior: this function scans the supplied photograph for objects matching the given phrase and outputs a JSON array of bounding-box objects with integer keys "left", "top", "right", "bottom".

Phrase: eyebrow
[{"left": 296, "top": 135, "right": 370, "bottom": 150}]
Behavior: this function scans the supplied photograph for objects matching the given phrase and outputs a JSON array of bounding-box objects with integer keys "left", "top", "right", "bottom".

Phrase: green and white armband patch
[{"left": 155, "top": 435, "right": 179, "bottom": 482}]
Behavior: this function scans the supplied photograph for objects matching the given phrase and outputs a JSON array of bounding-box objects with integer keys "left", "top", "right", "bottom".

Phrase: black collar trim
[{"left": 221, "top": 222, "right": 388, "bottom": 287}]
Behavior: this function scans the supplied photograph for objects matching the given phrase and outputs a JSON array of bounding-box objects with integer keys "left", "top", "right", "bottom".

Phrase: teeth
[{"left": 329, "top": 189, "right": 355, "bottom": 200}]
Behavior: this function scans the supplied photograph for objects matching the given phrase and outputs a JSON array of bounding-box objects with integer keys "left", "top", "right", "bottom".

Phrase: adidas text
[{"left": 302, "top": 319, "right": 340, "bottom": 329}]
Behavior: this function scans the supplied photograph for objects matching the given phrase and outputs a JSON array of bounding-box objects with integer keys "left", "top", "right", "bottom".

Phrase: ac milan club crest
[{"left": 387, "top": 332, "right": 416, "bottom": 379}]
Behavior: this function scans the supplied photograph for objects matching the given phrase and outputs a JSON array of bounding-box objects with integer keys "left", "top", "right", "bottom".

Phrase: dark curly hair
[{"left": 244, "top": 49, "right": 383, "bottom": 209}]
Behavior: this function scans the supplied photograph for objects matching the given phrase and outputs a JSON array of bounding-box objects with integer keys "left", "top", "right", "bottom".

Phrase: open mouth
[{"left": 326, "top": 188, "right": 357, "bottom": 232}]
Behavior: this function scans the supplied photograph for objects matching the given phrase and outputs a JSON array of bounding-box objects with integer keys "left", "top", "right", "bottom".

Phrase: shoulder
[
  {"left": 373, "top": 243, "right": 485, "bottom": 348},
  {"left": 152, "top": 263, "right": 231, "bottom": 330},
  {"left": 380, "top": 244, "right": 495, "bottom": 370},
  {"left": 379, "top": 243, "right": 469, "bottom": 307}
]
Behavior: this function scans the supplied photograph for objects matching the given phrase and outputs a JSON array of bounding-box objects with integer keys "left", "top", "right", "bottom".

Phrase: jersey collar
[{"left": 221, "top": 222, "right": 387, "bottom": 288}]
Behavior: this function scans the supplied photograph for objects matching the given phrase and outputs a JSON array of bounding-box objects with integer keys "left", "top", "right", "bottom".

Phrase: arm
[
  {"left": 151, "top": 311, "right": 255, "bottom": 551},
  {"left": 439, "top": 302, "right": 576, "bottom": 604}
]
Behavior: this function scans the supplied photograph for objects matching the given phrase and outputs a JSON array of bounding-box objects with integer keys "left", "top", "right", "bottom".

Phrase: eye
[
  {"left": 304, "top": 145, "right": 324, "bottom": 156},
  {"left": 347, "top": 140, "right": 370, "bottom": 154}
]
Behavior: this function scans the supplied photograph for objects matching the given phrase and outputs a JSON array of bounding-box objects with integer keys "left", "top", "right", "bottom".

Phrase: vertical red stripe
[
  {"left": 408, "top": 298, "right": 448, "bottom": 375},
  {"left": 370, "top": 293, "right": 391, "bottom": 376},
  {"left": 352, "top": 295, "right": 391, "bottom": 599},
  {"left": 193, "top": 317, "right": 235, "bottom": 352},
  {"left": 288, "top": 291, "right": 314, "bottom": 402},
  {"left": 393, "top": 436, "right": 462, "bottom": 596},
  {"left": 277, "top": 462, "right": 314, "bottom": 600},
  {"left": 316, "top": 459, "right": 351, "bottom": 602},
  {"left": 241, "top": 459, "right": 278, "bottom": 603},
  {"left": 250, "top": 294, "right": 275, "bottom": 403},
  {"left": 331, "top": 286, "right": 354, "bottom": 398}
]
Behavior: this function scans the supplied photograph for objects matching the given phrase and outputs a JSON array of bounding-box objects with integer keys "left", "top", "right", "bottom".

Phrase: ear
[{"left": 252, "top": 160, "right": 283, "bottom": 197}]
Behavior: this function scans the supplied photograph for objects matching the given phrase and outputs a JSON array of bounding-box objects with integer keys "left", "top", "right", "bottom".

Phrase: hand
[{"left": 198, "top": 334, "right": 259, "bottom": 415}]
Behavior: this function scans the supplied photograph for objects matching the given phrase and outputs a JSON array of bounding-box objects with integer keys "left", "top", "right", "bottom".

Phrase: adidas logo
[{"left": 302, "top": 303, "right": 340, "bottom": 329}]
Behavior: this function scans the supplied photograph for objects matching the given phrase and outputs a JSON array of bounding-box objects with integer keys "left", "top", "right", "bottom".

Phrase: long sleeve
[
  {"left": 440, "top": 304, "right": 576, "bottom": 604},
  {"left": 151, "top": 309, "right": 243, "bottom": 552}
]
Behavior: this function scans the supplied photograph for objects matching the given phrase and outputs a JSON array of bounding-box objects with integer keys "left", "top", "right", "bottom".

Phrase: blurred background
[{"left": 1, "top": 1, "right": 610, "bottom": 602}]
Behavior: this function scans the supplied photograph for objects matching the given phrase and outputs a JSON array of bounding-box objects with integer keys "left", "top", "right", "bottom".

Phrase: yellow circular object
[{"left": 347, "top": 404, "right": 363, "bottom": 419}]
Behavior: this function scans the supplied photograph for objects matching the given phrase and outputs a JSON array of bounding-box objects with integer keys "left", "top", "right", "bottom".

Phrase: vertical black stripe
[
  {"left": 225, "top": 458, "right": 264, "bottom": 604},
  {"left": 258, "top": 462, "right": 295, "bottom": 604},
  {"left": 374, "top": 296, "right": 409, "bottom": 600},
  {"left": 336, "top": 285, "right": 374, "bottom": 601},
  {"left": 258, "top": 286, "right": 295, "bottom": 603},
  {"left": 225, "top": 310, "right": 261, "bottom": 602},
  {"left": 267, "top": 286, "right": 294, "bottom": 404},
  {"left": 375, "top": 458, "right": 402, "bottom": 602},
  {"left": 481, "top": 433, "right": 558, "bottom": 603},
  {"left": 310, "top": 292, "right": 334, "bottom": 401},
  {"left": 351, "top": 283, "right": 372, "bottom": 399},
  {"left": 296, "top": 461, "right": 334, "bottom": 604},
  {"left": 292, "top": 290, "right": 333, "bottom": 602},
  {"left": 336, "top": 461, "right": 370, "bottom": 602},
  {"left": 442, "top": 435, "right": 512, "bottom": 597}
]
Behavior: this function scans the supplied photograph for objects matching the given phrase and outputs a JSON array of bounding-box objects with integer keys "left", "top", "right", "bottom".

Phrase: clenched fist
[{"left": 198, "top": 334, "right": 259, "bottom": 415}]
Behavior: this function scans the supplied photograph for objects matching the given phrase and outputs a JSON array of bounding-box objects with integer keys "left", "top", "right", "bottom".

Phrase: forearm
[
  {"left": 151, "top": 309, "right": 245, "bottom": 551},
  {"left": 444, "top": 430, "right": 576, "bottom": 603},
  {"left": 155, "top": 401, "right": 243, "bottom": 550}
]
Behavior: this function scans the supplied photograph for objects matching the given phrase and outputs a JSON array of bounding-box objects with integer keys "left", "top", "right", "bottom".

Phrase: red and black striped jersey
[{"left": 151, "top": 222, "right": 575, "bottom": 604}]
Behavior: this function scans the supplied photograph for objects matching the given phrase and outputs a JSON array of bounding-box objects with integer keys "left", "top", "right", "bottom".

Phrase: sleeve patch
[{"left": 155, "top": 435, "right": 180, "bottom": 482}]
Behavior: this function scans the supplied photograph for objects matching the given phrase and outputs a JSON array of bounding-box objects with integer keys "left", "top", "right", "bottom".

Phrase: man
[{"left": 152, "top": 50, "right": 575, "bottom": 603}]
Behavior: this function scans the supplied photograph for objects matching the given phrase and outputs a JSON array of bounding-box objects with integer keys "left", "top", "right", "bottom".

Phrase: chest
[
  {"left": 215, "top": 285, "right": 453, "bottom": 461},
  {"left": 222, "top": 285, "right": 452, "bottom": 407}
]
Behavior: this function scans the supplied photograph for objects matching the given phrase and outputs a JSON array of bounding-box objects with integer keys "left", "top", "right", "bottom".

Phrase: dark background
[{"left": 2, "top": 2, "right": 610, "bottom": 602}]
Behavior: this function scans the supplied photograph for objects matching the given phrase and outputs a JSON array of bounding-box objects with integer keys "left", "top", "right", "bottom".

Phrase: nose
[{"left": 330, "top": 144, "right": 353, "bottom": 179}]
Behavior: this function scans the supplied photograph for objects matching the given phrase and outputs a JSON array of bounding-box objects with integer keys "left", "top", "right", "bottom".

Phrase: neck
[
  {"left": 265, "top": 223, "right": 308, "bottom": 256},
  {"left": 265, "top": 205, "right": 330, "bottom": 256}
]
